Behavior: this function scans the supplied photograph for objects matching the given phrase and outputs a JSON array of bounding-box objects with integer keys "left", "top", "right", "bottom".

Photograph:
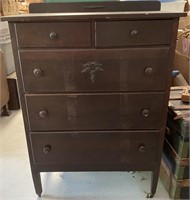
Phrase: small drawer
[
  {"left": 25, "top": 93, "right": 165, "bottom": 131},
  {"left": 20, "top": 47, "right": 169, "bottom": 92},
  {"left": 16, "top": 22, "right": 91, "bottom": 48},
  {"left": 95, "top": 20, "right": 173, "bottom": 47},
  {"left": 30, "top": 131, "right": 159, "bottom": 165}
]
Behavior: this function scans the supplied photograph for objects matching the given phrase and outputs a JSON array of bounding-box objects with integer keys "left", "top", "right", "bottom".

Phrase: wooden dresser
[{"left": 3, "top": 7, "right": 185, "bottom": 198}]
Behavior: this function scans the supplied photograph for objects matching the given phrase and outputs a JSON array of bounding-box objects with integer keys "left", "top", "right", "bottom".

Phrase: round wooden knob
[
  {"left": 43, "top": 145, "right": 51, "bottom": 154},
  {"left": 39, "top": 110, "right": 48, "bottom": 118},
  {"left": 139, "top": 145, "right": 146, "bottom": 153},
  {"left": 142, "top": 109, "right": 150, "bottom": 117},
  {"left": 130, "top": 30, "right": 138, "bottom": 37},
  {"left": 49, "top": 32, "right": 57, "bottom": 39},
  {"left": 33, "top": 68, "right": 42, "bottom": 77},
  {"left": 144, "top": 67, "right": 153, "bottom": 76}
]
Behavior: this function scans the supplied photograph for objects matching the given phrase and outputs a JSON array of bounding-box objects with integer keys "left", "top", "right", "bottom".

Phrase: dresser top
[{"left": 2, "top": 11, "right": 186, "bottom": 22}]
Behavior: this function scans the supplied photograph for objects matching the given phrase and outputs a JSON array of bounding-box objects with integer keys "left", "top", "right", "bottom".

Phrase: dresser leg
[
  {"left": 31, "top": 170, "right": 42, "bottom": 196},
  {"left": 147, "top": 169, "right": 159, "bottom": 198},
  {"left": 1, "top": 105, "right": 11, "bottom": 116}
]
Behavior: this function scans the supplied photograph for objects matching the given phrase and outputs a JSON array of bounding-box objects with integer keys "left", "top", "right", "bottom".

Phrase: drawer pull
[
  {"left": 33, "top": 68, "right": 42, "bottom": 77},
  {"left": 81, "top": 61, "right": 104, "bottom": 83},
  {"left": 139, "top": 145, "right": 146, "bottom": 153},
  {"left": 39, "top": 110, "right": 48, "bottom": 118},
  {"left": 142, "top": 109, "right": 150, "bottom": 117},
  {"left": 144, "top": 67, "right": 153, "bottom": 76},
  {"left": 43, "top": 145, "right": 51, "bottom": 154},
  {"left": 49, "top": 32, "right": 57, "bottom": 39},
  {"left": 130, "top": 30, "right": 138, "bottom": 37}
]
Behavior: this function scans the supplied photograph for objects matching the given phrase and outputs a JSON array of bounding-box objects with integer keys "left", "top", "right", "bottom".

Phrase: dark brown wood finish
[
  {"left": 20, "top": 48, "right": 169, "bottom": 92},
  {"left": 2, "top": 8, "right": 186, "bottom": 198},
  {"left": 25, "top": 93, "right": 165, "bottom": 131},
  {"left": 95, "top": 20, "right": 173, "bottom": 46},
  {"left": 29, "top": 1, "right": 161, "bottom": 13},
  {"left": 16, "top": 22, "right": 91, "bottom": 48},
  {"left": 30, "top": 131, "right": 159, "bottom": 165}
]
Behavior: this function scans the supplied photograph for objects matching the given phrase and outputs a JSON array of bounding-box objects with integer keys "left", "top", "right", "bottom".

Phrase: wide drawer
[
  {"left": 30, "top": 131, "right": 159, "bottom": 165},
  {"left": 20, "top": 47, "right": 169, "bottom": 92},
  {"left": 95, "top": 20, "right": 172, "bottom": 46},
  {"left": 16, "top": 22, "right": 91, "bottom": 48},
  {"left": 25, "top": 93, "right": 165, "bottom": 131}
]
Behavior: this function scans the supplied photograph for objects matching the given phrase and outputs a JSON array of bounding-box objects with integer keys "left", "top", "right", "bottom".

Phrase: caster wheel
[{"left": 146, "top": 193, "right": 154, "bottom": 198}]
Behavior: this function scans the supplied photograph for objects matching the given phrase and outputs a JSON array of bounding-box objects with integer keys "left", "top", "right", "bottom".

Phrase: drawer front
[
  {"left": 30, "top": 131, "right": 159, "bottom": 165},
  {"left": 26, "top": 93, "right": 165, "bottom": 131},
  {"left": 20, "top": 47, "right": 169, "bottom": 92},
  {"left": 16, "top": 22, "right": 91, "bottom": 47},
  {"left": 95, "top": 20, "right": 172, "bottom": 46}
]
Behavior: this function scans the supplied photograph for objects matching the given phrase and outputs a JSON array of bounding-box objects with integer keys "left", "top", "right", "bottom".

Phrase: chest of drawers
[{"left": 3, "top": 10, "right": 185, "bottom": 198}]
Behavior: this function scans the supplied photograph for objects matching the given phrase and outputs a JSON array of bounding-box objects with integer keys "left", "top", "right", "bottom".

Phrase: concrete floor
[{"left": 0, "top": 110, "right": 170, "bottom": 200}]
